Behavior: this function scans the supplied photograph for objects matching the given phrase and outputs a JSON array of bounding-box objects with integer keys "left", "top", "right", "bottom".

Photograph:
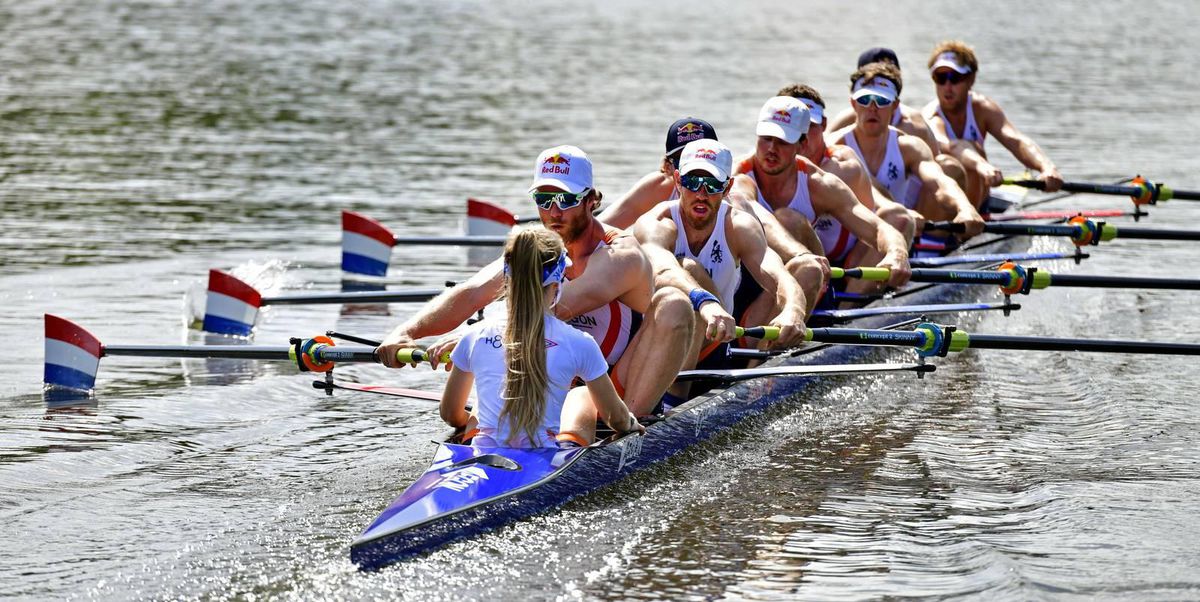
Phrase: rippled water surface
[{"left": 3, "top": 1, "right": 1200, "bottom": 599}]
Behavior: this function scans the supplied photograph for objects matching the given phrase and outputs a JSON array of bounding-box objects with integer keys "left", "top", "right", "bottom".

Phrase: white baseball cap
[
  {"left": 930, "top": 51, "right": 971, "bottom": 74},
  {"left": 797, "top": 97, "right": 824, "bottom": 125},
  {"left": 851, "top": 76, "right": 899, "bottom": 103},
  {"left": 528, "top": 145, "right": 593, "bottom": 194},
  {"left": 678, "top": 139, "right": 733, "bottom": 181},
  {"left": 756, "top": 96, "right": 810, "bottom": 144}
]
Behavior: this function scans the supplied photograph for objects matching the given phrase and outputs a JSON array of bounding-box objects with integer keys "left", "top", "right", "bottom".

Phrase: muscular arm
[
  {"left": 812, "top": 171, "right": 906, "bottom": 259},
  {"left": 382, "top": 260, "right": 503, "bottom": 343},
  {"left": 440, "top": 366, "right": 474, "bottom": 428},
  {"left": 904, "top": 136, "right": 984, "bottom": 236},
  {"left": 554, "top": 234, "right": 654, "bottom": 318},
  {"left": 904, "top": 108, "right": 943, "bottom": 156},
  {"left": 983, "top": 100, "right": 1060, "bottom": 179},
  {"left": 597, "top": 171, "right": 675, "bottom": 230},
  {"left": 729, "top": 175, "right": 824, "bottom": 259},
  {"left": 727, "top": 211, "right": 807, "bottom": 345},
  {"left": 630, "top": 209, "right": 703, "bottom": 294}
]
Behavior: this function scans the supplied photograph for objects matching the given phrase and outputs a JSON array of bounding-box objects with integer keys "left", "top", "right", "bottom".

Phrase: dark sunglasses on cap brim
[
  {"left": 680, "top": 174, "right": 728, "bottom": 194},
  {"left": 932, "top": 70, "right": 968, "bottom": 85}
]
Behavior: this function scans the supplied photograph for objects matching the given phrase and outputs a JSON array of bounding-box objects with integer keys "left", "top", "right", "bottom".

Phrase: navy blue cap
[
  {"left": 857, "top": 47, "right": 900, "bottom": 69},
  {"left": 665, "top": 118, "right": 718, "bottom": 156}
]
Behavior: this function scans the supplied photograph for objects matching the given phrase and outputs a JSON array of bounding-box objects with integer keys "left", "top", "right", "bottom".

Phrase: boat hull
[{"left": 352, "top": 191, "right": 1031, "bottom": 569}]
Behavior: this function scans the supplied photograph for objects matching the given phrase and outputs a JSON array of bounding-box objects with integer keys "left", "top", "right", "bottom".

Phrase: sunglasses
[
  {"left": 531, "top": 189, "right": 590, "bottom": 211},
  {"left": 680, "top": 174, "right": 727, "bottom": 194},
  {"left": 932, "top": 71, "right": 968, "bottom": 85},
  {"left": 853, "top": 94, "right": 895, "bottom": 108}
]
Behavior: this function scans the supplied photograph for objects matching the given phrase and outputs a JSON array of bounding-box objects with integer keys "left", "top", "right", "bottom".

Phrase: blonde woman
[{"left": 440, "top": 227, "right": 644, "bottom": 448}]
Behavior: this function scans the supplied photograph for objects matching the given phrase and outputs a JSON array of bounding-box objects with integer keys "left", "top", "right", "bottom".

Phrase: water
[{"left": 3, "top": 0, "right": 1200, "bottom": 599}]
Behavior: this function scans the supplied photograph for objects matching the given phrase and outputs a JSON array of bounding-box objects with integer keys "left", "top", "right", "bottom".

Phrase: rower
[
  {"left": 730, "top": 95, "right": 913, "bottom": 297},
  {"left": 827, "top": 47, "right": 970, "bottom": 191},
  {"left": 828, "top": 62, "right": 985, "bottom": 239},
  {"left": 921, "top": 40, "right": 1063, "bottom": 207},
  {"left": 774, "top": 82, "right": 918, "bottom": 293},
  {"left": 439, "top": 227, "right": 643, "bottom": 447},
  {"left": 633, "top": 140, "right": 807, "bottom": 387},
  {"left": 378, "top": 145, "right": 695, "bottom": 417},
  {"left": 598, "top": 117, "right": 718, "bottom": 230}
]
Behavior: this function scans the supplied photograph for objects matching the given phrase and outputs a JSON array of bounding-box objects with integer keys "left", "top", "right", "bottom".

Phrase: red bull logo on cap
[
  {"left": 772, "top": 109, "right": 793, "bottom": 124},
  {"left": 693, "top": 147, "right": 719, "bottom": 162},
  {"left": 676, "top": 122, "right": 704, "bottom": 144},
  {"left": 541, "top": 153, "right": 571, "bottom": 175}
]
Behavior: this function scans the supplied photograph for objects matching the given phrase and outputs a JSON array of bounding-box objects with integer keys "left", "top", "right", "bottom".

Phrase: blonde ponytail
[{"left": 501, "top": 227, "right": 566, "bottom": 446}]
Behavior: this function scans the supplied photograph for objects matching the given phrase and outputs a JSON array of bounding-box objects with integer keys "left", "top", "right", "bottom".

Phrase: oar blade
[
  {"left": 342, "top": 210, "right": 396, "bottom": 277},
  {"left": 466, "top": 198, "right": 517, "bottom": 236},
  {"left": 44, "top": 314, "right": 103, "bottom": 393},
  {"left": 203, "top": 270, "right": 262, "bottom": 337}
]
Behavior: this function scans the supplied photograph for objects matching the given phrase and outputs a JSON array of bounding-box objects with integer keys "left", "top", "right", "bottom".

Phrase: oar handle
[
  {"left": 830, "top": 267, "right": 891, "bottom": 281},
  {"left": 735, "top": 326, "right": 780, "bottom": 341},
  {"left": 924, "top": 221, "right": 967, "bottom": 234},
  {"left": 394, "top": 348, "right": 453, "bottom": 364}
]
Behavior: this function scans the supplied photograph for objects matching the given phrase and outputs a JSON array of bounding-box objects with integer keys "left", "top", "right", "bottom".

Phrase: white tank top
[
  {"left": 450, "top": 314, "right": 609, "bottom": 448},
  {"left": 936, "top": 92, "right": 984, "bottom": 143},
  {"left": 669, "top": 201, "right": 741, "bottom": 311},
  {"left": 563, "top": 227, "right": 636, "bottom": 366},
  {"left": 843, "top": 129, "right": 920, "bottom": 210},
  {"left": 741, "top": 158, "right": 854, "bottom": 261}
]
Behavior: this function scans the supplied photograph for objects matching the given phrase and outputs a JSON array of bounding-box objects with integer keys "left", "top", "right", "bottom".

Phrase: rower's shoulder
[
  {"left": 969, "top": 91, "right": 1006, "bottom": 118},
  {"left": 825, "top": 123, "right": 854, "bottom": 145},
  {"left": 821, "top": 145, "right": 867, "bottom": 178},
  {"left": 920, "top": 99, "right": 941, "bottom": 120},
  {"left": 731, "top": 153, "right": 755, "bottom": 176},
  {"left": 895, "top": 128, "right": 935, "bottom": 159}
]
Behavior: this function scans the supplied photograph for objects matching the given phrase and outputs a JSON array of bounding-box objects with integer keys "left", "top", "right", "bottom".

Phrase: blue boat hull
[{"left": 352, "top": 192, "right": 1031, "bottom": 569}]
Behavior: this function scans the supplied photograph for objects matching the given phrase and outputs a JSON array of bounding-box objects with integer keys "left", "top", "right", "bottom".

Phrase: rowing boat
[{"left": 347, "top": 187, "right": 1037, "bottom": 569}]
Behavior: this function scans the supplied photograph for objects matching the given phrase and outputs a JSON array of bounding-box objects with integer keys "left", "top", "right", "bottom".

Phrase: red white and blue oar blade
[
  {"left": 203, "top": 270, "right": 262, "bottom": 337},
  {"left": 44, "top": 314, "right": 103, "bottom": 393},
  {"left": 342, "top": 210, "right": 396, "bottom": 277},
  {"left": 465, "top": 198, "right": 517, "bottom": 236}
]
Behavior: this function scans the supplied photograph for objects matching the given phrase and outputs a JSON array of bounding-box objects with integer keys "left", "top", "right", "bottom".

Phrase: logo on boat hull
[{"left": 434, "top": 466, "right": 489, "bottom": 492}]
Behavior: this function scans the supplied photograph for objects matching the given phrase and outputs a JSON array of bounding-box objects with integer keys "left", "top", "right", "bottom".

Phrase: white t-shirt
[{"left": 450, "top": 313, "right": 609, "bottom": 448}]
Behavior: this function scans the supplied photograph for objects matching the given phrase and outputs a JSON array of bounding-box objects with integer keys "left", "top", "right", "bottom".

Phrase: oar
[
  {"left": 343, "top": 208, "right": 508, "bottom": 278},
  {"left": 811, "top": 301, "right": 1021, "bottom": 325},
  {"left": 833, "top": 264, "right": 1200, "bottom": 295},
  {"left": 925, "top": 217, "right": 1200, "bottom": 246},
  {"left": 44, "top": 314, "right": 450, "bottom": 393},
  {"left": 202, "top": 270, "right": 448, "bottom": 336},
  {"left": 1004, "top": 177, "right": 1200, "bottom": 204},
  {"left": 806, "top": 322, "right": 1200, "bottom": 357},
  {"left": 910, "top": 250, "right": 1088, "bottom": 267},
  {"left": 673, "top": 362, "right": 933, "bottom": 384},
  {"left": 982, "top": 209, "right": 1136, "bottom": 222}
]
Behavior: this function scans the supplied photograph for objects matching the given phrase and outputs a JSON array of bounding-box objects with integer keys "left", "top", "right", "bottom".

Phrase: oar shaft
[
  {"left": 925, "top": 221, "right": 1080, "bottom": 236},
  {"left": 392, "top": 235, "right": 506, "bottom": 247},
  {"left": 102, "top": 344, "right": 379, "bottom": 362},
  {"left": 965, "top": 333, "right": 1200, "bottom": 355},
  {"left": 805, "top": 327, "right": 928, "bottom": 347},
  {"left": 1109, "top": 226, "right": 1200, "bottom": 241},
  {"left": 1047, "top": 273, "right": 1200, "bottom": 290},
  {"left": 262, "top": 289, "right": 444, "bottom": 306},
  {"left": 1009, "top": 179, "right": 1141, "bottom": 196}
]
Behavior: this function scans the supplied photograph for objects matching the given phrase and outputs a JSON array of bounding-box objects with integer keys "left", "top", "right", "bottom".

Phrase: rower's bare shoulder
[
  {"left": 824, "top": 124, "right": 854, "bottom": 146},
  {"left": 896, "top": 130, "right": 935, "bottom": 160},
  {"left": 733, "top": 153, "right": 755, "bottom": 170}
]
